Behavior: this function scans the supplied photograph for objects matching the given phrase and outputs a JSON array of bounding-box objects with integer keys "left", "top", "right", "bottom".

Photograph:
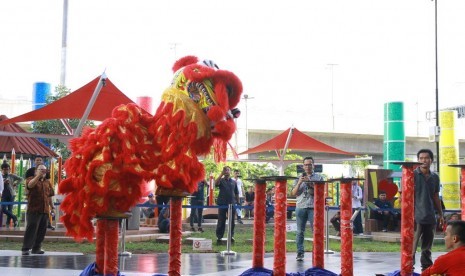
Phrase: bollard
[
  {"left": 119, "top": 218, "right": 132, "bottom": 257},
  {"left": 324, "top": 205, "right": 335, "bottom": 254},
  {"left": 221, "top": 203, "right": 236, "bottom": 256}
]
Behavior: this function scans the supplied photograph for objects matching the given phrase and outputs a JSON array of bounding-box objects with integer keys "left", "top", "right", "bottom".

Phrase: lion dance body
[{"left": 58, "top": 56, "right": 242, "bottom": 276}]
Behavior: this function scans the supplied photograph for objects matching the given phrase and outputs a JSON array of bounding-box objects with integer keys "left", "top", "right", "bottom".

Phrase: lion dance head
[{"left": 58, "top": 56, "right": 242, "bottom": 241}]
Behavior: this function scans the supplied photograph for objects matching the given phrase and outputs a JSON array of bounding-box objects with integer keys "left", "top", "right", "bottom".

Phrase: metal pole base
[
  {"left": 119, "top": 251, "right": 132, "bottom": 257},
  {"left": 220, "top": 250, "right": 237, "bottom": 256}
]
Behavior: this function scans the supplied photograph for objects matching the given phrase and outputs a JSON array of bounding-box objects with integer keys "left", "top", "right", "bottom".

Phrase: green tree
[
  {"left": 31, "top": 85, "right": 95, "bottom": 160},
  {"left": 342, "top": 155, "right": 371, "bottom": 178}
]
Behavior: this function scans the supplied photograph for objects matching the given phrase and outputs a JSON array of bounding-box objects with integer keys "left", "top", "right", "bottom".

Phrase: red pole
[
  {"left": 57, "top": 156, "right": 62, "bottom": 184},
  {"left": 393, "top": 162, "right": 421, "bottom": 276},
  {"left": 313, "top": 181, "right": 327, "bottom": 268},
  {"left": 273, "top": 178, "right": 287, "bottom": 275},
  {"left": 339, "top": 179, "right": 353, "bottom": 276},
  {"left": 95, "top": 219, "right": 106, "bottom": 274},
  {"left": 252, "top": 179, "right": 267, "bottom": 268},
  {"left": 103, "top": 219, "right": 119, "bottom": 275},
  {"left": 209, "top": 174, "right": 214, "bottom": 206},
  {"left": 168, "top": 197, "right": 183, "bottom": 276}
]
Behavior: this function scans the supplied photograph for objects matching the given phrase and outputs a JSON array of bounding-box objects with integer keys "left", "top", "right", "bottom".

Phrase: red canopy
[
  {"left": 0, "top": 115, "right": 58, "bottom": 157},
  {"left": 239, "top": 127, "right": 351, "bottom": 156},
  {"left": 0, "top": 76, "right": 136, "bottom": 125}
]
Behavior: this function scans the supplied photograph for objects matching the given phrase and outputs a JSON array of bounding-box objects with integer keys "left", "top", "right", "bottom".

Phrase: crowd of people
[{"left": 3, "top": 149, "right": 465, "bottom": 274}]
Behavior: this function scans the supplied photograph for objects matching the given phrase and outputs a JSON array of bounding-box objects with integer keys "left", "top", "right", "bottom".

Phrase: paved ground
[{"left": 0, "top": 250, "right": 438, "bottom": 275}]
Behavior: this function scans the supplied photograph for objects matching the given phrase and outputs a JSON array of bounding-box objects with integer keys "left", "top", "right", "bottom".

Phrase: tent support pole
[
  {"left": 279, "top": 127, "right": 294, "bottom": 174},
  {"left": 74, "top": 73, "right": 106, "bottom": 137}
]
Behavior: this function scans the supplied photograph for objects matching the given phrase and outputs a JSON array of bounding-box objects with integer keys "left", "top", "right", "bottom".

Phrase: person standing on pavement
[
  {"left": 1, "top": 162, "right": 22, "bottom": 228},
  {"left": 215, "top": 166, "right": 239, "bottom": 243},
  {"left": 21, "top": 164, "right": 54, "bottom": 255},
  {"left": 232, "top": 169, "right": 245, "bottom": 224},
  {"left": 290, "top": 157, "right": 323, "bottom": 261},
  {"left": 190, "top": 179, "right": 206, "bottom": 232},
  {"left": 244, "top": 186, "right": 255, "bottom": 219},
  {"left": 413, "top": 148, "right": 444, "bottom": 272},
  {"left": 351, "top": 180, "right": 364, "bottom": 235}
]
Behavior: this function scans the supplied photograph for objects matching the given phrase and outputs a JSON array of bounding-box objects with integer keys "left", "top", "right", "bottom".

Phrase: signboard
[
  {"left": 286, "top": 223, "right": 297, "bottom": 232},
  {"left": 193, "top": 239, "right": 212, "bottom": 251}
]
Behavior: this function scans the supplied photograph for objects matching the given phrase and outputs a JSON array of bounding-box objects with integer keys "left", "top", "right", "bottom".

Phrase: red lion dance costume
[{"left": 58, "top": 56, "right": 242, "bottom": 276}]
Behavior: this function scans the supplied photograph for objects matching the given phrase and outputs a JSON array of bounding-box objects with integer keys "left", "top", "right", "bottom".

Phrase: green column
[{"left": 383, "top": 102, "right": 405, "bottom": 172}]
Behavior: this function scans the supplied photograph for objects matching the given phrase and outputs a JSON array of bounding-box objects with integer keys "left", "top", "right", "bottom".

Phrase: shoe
[
  {"left": 238, "top": 219, "right": 244, "bottom": 224},
  {"left": 358, "top": 233, "right": 364, "bottom": 236},
  {"left": 198, "top": 227, "right": 204, "bottom": 233},
  {"left": 296, "top": 252, "right": 304, "bottom": 261},
  {"left": 231, "top": 237, "right": 235, "bottom": 243},
  {"left": 216, "top": 238, "right": 222, "bottom": 245},
  {"left": 22, "top": 251, "right": 30, "bottom": 256},
  {"left": 382, "top": 228, "right": 388, "bottom": 232},
  {"left": 190, "top": 227, "right": 196, "bottom": 232},
  {"left": 48, "top": 226, "right": 55, "bottom": 230},
  {"left": 31, "top": 249, "right": 45, "bottom": 254},
  {"left": 335, "top": 231, "right": 340, "bottom": 237}
]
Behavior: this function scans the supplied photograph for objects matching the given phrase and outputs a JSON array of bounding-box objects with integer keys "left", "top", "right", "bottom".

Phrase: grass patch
[{"left": 0, "top": 224, "right": 446, "bottom": 254}]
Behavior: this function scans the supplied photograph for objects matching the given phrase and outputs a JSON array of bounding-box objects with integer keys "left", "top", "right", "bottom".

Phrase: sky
[{"left": 1, "top": 0, "right": 464, "bottom": 150}]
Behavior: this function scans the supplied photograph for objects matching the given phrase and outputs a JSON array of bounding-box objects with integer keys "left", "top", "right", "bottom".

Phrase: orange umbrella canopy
[
  {"left": 239, "top": 127, "right": 351, "bottom": 156},
  {"left": 0, "top": 115, "right": 58, "bottom": 157}
]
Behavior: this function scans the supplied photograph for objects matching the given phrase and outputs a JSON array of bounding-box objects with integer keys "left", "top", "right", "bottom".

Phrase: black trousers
[
  {"left": 413, "top": 223, "right": 435, "bottom": 270},
  {"left": 352, "top": 208, "right": 363, "bottom": 234},
  {"left": 190, "top": 199, "right": 204, "bottom": 227},
  {"left": 216, "top": 205, "right": 236, "bottom": 239},
  {"left": 22, "top": 212, "right": 48, "bottom": 252},
  {"left": 1, "top": 198, "right": 17, "bottom": 225}
]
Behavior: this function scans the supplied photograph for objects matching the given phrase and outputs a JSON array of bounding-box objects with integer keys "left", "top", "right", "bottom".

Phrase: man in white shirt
[
  {"left": 233, "top": 169, "right": 245, "bottom": 224},
  {"left": 352, "top": 180, "right": 364, "bottom": 235}
]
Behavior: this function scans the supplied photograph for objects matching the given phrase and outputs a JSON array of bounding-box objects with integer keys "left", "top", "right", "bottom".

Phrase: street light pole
[
  {"left": 243, "top": 94, "right": 254, "bottom": 149},
  {"left": 434, "top": 0, "right": 440, "bottom": 172},
  {"left": 327, "top": 64, "right": 338, "bottom": 131}
]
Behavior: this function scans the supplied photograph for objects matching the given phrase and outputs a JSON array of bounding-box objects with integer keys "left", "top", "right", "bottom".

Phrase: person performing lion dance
[{"left": 58, "top": 56, "right": 242, "bottom": 276}]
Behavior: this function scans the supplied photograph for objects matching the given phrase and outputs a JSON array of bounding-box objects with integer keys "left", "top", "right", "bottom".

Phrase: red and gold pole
[
  {"left": 262, "top": 176, "right": 296, "bottom": 276},
  {"left": 252, "top": 178, "right": 267, "bottom": 268},
  {"left": 95, "top": 219, "right": 106, "bottom": 274},
  {"left": 168, "top": 197, "right": 183, "bottom": 276},
  {"left": 331, "top": 177, "right": 363, "bottom": 276},
  {"left": 313, "top": 180, "right": 329, "bottom": 268},
  {"left": 393, "top": 162, "right": 421, "bottom": 276},
  {"left": 103, "top": 219, "right": 119, "bottom": 275},
  {"left": 449, "top": 164, "right": 465, "bottom": 220}
]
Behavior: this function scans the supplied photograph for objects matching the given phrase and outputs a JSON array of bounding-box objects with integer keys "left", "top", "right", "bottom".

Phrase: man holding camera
[
  {"left": 215, "top": 166, "right": 239, "bottom": 243},
  {"left": 291, "top": 156, "right": 323, "bottom": 261}
]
